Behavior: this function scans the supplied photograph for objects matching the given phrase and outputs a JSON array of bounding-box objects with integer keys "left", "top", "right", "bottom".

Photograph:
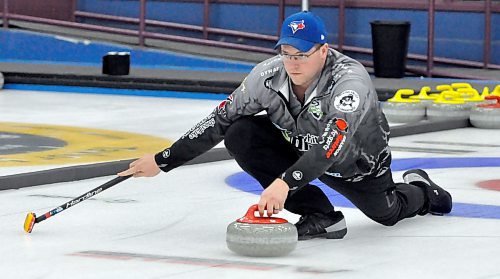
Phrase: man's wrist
[
  {"left": 280, "top": 171, "right": 301, "bottom": 192},
  {"left": 154, "top": 150, "right": 171, "bottom": 172}
]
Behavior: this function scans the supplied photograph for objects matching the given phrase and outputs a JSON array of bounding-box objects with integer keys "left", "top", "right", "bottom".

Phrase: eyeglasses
[{"left": 279, "top": 45, "right": 322, "bottom": 61}]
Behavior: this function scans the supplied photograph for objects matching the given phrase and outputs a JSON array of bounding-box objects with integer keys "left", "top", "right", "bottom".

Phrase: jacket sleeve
[
  {"left": 153, "top": 72, "right": 265, "bottom": 172},
  {"left": 281, "top": 77, "right": 371, "bottom": 191}
]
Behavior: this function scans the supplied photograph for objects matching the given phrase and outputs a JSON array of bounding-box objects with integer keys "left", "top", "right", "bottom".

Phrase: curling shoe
[
  {"left": 403, "top": 169, "right": 452, "bottom": 215},
  {"left": 295, "top": 211, "right": 347, "bottom": 240}
]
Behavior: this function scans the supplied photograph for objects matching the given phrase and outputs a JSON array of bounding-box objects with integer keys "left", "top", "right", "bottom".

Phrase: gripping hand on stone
[{"left": 258, "top": 178, "right": 289, "bottom": 217}]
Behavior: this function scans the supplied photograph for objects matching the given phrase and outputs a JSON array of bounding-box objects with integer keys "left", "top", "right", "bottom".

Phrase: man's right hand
[{"left": 117, "top": 154, "right": 161, "bottom": 178}]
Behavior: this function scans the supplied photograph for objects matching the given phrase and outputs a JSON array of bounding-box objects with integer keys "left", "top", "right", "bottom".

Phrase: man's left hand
[{"left": 258, "top": 178, "right": 289, "bottom": 217}]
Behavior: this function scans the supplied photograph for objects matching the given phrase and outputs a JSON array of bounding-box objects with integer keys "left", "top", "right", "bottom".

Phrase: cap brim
[{"left": 274, "top": 37, "right": 316, "bottom": 53}]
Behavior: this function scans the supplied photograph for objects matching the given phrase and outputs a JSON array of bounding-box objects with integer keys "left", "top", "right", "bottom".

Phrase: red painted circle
[{"left": 477, "top": 179, "right": 500, "bottom": 191}]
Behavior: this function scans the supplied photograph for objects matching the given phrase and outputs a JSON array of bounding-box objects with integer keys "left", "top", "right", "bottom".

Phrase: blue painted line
[
  {"left": 225, "top": 157, "right": 500, "bottom": 220},
  {"left": 391, "top": 157, "right": 500, "bottom": 171},
  {"left": 406, "top": 77, "right": 499, "bottom": 84},
  {"left": 4, "top": 84, "right": 229, "bottom": 100},
  {"left": 0, "top": 59, "right": 252, "bottom": 73}
]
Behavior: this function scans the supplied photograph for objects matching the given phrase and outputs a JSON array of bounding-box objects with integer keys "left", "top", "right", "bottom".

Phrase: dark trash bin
[
  {"left": 102, "top": 52, "right": 130, "bottom": 75},
  {"left": 370, "top": 20, "right": 411, "bottom": 78}
]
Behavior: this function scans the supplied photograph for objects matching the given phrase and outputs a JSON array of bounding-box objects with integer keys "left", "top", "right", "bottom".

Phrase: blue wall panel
[
  {"left": 78, "top": 0, "right": 204, "bottom": 25},
  {"left": 434, "top": 11, "right": 484, "bottom": 62},
  {"left": 146, "top": 2, "right": 204, "bottom": 25},
  {"left": 491, "top": 13, "right": 499, "bottom": 64},
  {"left": 304, "top": 7, "right": 339, "bottom": 45},
  {"left": 0, "top": 29, "right": 253, "bottom": 72},
  {"left": 78, "top": 0, "right": 141, "bottom": 17},
  {"left": 41, "top": 1, "right": 500, "bottom": 66},
  {"left": 209, "top": 4, "right": 279, "bottom": 36}
]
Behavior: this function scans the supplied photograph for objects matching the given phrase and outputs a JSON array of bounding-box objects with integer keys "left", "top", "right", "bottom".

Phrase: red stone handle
[
  {"left": 236, "top": 204, "right": 288, "bottom": 224},
  {"left": 479, "top": 95, "right": 500, "bottom": 108}
]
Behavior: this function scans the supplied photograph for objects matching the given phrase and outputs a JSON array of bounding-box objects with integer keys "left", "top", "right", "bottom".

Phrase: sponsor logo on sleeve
[
  {"left": 182, "top": 113, "right": 216, "bottom": 140},
  {"left": 216, "top": 95, "right": 234, "bottom": 116},
  {"left": 292, "top": 171, "right": 303, "bottom": 181},
  {"left": 263, "top": 57, "right": 281, "bottom": 66},
  {"left": 330, "top": 63, "right": 349, "bottom": 84},
  {"left": 271, "top": 123, "right": 292, "bottom": 142},
  {"left": 162, "top": 149, "right": 170, "bottom": 158},
  {"left": 260, "top": 66, "right": 280, "bottom": 77},
  {"left": 291, "top": 133, "right": 319, "bottom": 152},
  {"left": 326, "top": 134, "right": 346, "bottom": 159},
  {"left": 322, "top": 118, "right": 349, "bottom": 159},
  {"left": 324, "top": 171, "right": 342, "bottom": 178},
  {"left": 334, "top": 90, "right": 360, "bottom": 112}
]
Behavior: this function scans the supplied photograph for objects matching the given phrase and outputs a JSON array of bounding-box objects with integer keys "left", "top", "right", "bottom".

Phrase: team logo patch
[
  {"left": 334, "top": 90, "right": 360, "bottom": 112},
  {"left": 307, "top": 100, "right": 323, "bottom": 120},
  {"left": 292, "top": 171, "right": 303, "bottom": 181},
  {"left": 288, "top": 20, "right": 305, "bottom": 34}
]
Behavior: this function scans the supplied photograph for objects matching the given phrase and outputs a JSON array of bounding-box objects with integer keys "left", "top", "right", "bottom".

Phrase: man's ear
[{"left": 321, "top": 43, "right": 329, "bottom": 55}]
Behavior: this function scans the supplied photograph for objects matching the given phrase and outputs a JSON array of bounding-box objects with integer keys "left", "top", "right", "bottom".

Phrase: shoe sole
[
  {"left": 403, "top": 169, "right": 452, "bottom": 214},
  {"left": 403, "top": 169, "right": 432, "bottom": 185},
  {"left": 298, "top": 228, "right": 348, "bottom": 241}
]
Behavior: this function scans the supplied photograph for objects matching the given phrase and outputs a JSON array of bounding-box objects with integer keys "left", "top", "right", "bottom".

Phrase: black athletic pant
[{"left": 224, "top": 116, "right": 426, "bottom": 226}]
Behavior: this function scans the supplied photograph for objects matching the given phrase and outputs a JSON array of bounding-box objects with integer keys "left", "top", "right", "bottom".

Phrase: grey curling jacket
[{"left": 155, "top": 48, "right": 391, "bottom": 192}]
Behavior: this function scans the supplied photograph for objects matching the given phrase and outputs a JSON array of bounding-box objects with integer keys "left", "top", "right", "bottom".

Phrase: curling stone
[
  {"left": 483, "top": 87, "right": 500, "bottom": 105},
  {"left": 226, "top": 204, "right": 297, "bottom": 257},
  {"left": 409, "top": 86, "right": 439, "bottom": 107},
  {"left": 427, "top": 91, "right": 471, "bottom": 121},
  {"left": 456, "top": 88, "right": 485, "bottom": 108},
  {"left": 381, "top": 89, "right": 426, "bottom": 123},
  {"left": 470, "top": 96, "right": 500, "bottom": 129},
  {"left": 0, "top": 72, "right": 4, "bottom": 89}
]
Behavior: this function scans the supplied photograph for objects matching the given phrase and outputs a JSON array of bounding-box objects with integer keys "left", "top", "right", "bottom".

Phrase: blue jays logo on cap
[
  {"left": 289, "top": 20, "right": 305, "bottom": 34},
  {"left": 275, "top": 11, "right": 328, "bottom": 52}
]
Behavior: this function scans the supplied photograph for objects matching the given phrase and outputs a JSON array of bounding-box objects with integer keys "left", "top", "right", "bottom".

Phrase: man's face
[{"left": 280, "top": 44, "right": 328, "bottom": 87}]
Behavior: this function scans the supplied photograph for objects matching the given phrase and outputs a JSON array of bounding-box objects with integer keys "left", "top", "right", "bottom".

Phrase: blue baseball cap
[{"left": 275, "top": 11, "right": 327, "bottom": 52}]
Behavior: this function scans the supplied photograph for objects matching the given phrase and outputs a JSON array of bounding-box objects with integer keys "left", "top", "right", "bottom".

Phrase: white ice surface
[{"left": 1, "top": 89, "right": 500, "bottom": 278}]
